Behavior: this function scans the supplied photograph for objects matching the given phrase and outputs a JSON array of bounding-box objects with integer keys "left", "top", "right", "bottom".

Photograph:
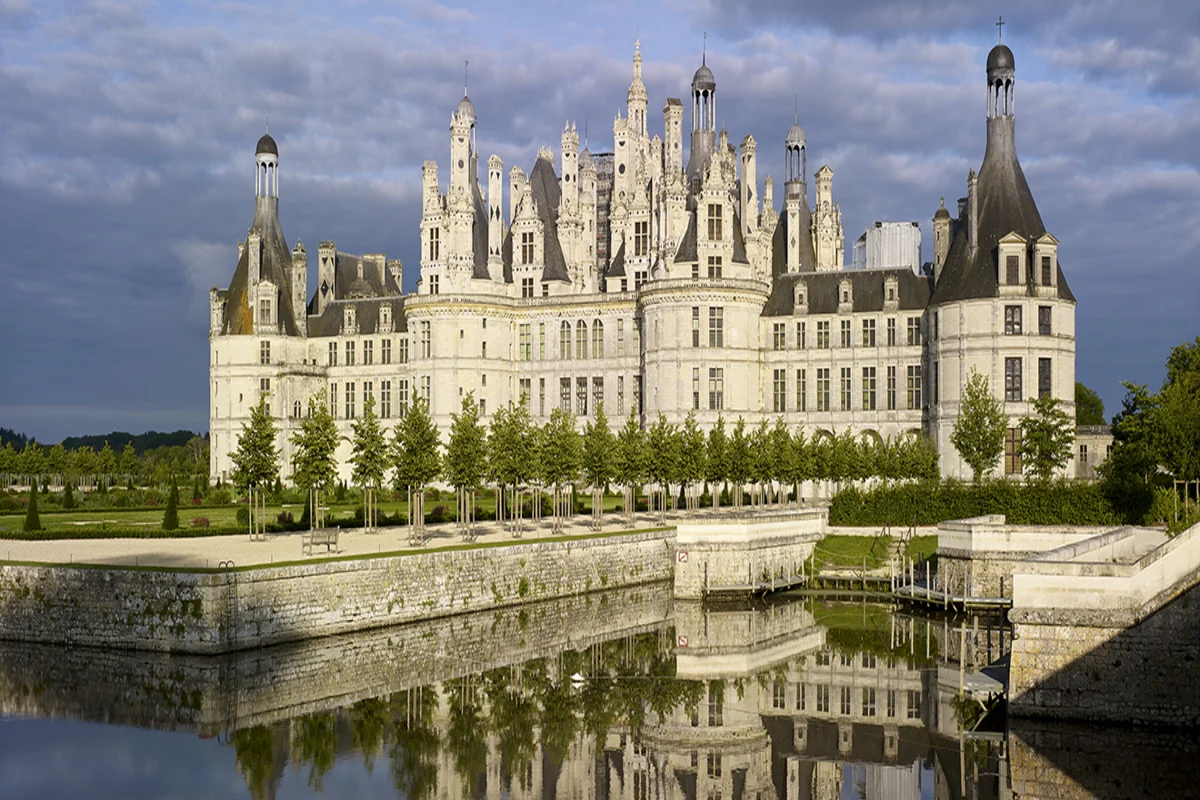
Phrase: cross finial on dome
[
  {"left": 464, "top": 59, "right": 469, "bottom": 96},
  {"left": 702, "top": 31, "right": 707, "bottom": 65},
  {"left": 996, "top": 16, "right": 1004, "bottom": 42}
]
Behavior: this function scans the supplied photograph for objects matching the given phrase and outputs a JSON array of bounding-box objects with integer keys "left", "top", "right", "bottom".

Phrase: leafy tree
[
  {"left": 291, "top": 390, "right": 338, "bottom": 531},
  {"left": 46, "top": 443, "right": 67, "bottom": 488},
  {"left": 1100, "top": 381, "right": 1159, "bottom": 485},
  {"left": 1154, "top": 338, "right": 1200, "bottom": 482},
  {"left": 444, "top": 393, "right": 488, "bottom": 539},
  {"left": 540, "top": 407, "right": 581, "bottom": 532},
  {"left": 349, "top": 393, "right": 390, "bottom": 533},
  {"left": 62, "top": 480, "right": 75, "bottom": 509},
  {"left": 70, "top": 445, "right": 96, "bottom": 488},
  {"left": 950, "top": 370, "right": 1007, "bottom": 482},
  {"left": 1075, "top": 382, "right": 1106, "bottom": 426},
  {"left": 678, "top": 411, "right": 707, "bottom": 512},
  {"left": 230, "top": 394, "right": 280, "bottom": 538},
  {"left": 119, "top": 442, "right": 139, "bottom": 485},
  {"left": 644, "top": 414, "right": 678, "bottom": 522},
  {"left": 392, "top": 395, "right": 441, "bottom": 538},
  {"left": 185, "top": 435, "right": 209, "bottom": 477},
  {"left": 770, "top": 418, "right": 794, "bottom": 505},
  {"left": 614, "top": 407, "right": 646, "bottom": 524},
  {"left": 23, "top": 482, "right": 42, "bottom": 532},
  {"left": 97, "top": 441, "right": 117, "bottom": 490},
  {"left": 489, "top": 399, "right": 534, "bottom": 535},
  {"left": 581, "top": 403, "right": 615, "bottom": 529},
  {"left": 727, "top": 417, "right": 751, "bottom": 509},
  {"left": 787, "top": 426, "right": 812, "bottom": 503},
  {"left": 705, "top": 415, "right": 729, "bottom": 511},
  {"left": 17, "top": 441, "right": 45, "bottom": 486},
  {"left": 0, "top": 442, "right": 16, "bottom": 487},
  {"left": 163, "top": 483, "right": 180, "bottom": 530},
  {"left": 1020, "top": 395, "right": 1076, "bottom": 481},
  {"left": 750, "top": 419, "right": 773, "bottom": 506}
]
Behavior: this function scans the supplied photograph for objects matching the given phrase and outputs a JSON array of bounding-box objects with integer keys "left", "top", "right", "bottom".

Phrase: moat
[{"left": 0, "top": 587, "right": 1194, "bottom": 799}]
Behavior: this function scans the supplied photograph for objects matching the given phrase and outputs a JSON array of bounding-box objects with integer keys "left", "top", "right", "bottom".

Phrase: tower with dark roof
[{"left": 686, "top": 53, "right": 717, "bottom": 185}]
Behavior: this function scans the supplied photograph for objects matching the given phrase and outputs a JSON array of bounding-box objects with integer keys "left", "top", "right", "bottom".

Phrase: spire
[
  {"left": 702, "top": 31, "right": 706, "bottom": 65},
  {"left": 464, "top": 59, "right": 469, "bottom": 96}
]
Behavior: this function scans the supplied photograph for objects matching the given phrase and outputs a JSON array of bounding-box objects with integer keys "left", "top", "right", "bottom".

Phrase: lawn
[{"left": 812, "top": 535, "right": 893, "bottom": 570}]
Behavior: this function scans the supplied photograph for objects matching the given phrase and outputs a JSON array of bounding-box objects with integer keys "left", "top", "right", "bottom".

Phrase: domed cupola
[
  {"left": 455, "top": 94, "right": 476, "bottom": 125},
  {"left": 256, "top": 132, "right": 278, "bottom": 156}
]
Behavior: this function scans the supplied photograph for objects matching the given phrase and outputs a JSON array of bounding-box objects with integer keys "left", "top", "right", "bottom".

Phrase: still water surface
[{"left": 0, "top": 586, "right": 1194, "bottom": 799}]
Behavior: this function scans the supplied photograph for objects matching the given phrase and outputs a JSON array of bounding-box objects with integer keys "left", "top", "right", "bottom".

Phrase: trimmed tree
[
  {"left": 62, "top": 480, "right": 75, "bottom": 510},
  {"left": 727, "top": 418, "right": 751, "bottom": 510},
  {"left": 488, "top": 399, "right": 534, "bottom": 536},
  {"left": 119, "top": 442, "right": 139, "bottom": 487},
  {"left": 23, "top": 482, "right": 42, "bottom": 532},
  {"left": 540, "top": 407, "right": 581, "bottom": 533},
  {"left": 163, "top": 483, "right": 180, "bottom": 530},
  {"left": 97, "top": 441, "right": 117, "bottom": 492},
  {"left": 1020, "top": 394, "right": 1076, "bottom": 481},
  {"left": 951, "top": 369, "right": 1007, "bottom": 482},
  {"left": 706, "top": 415, "right": 729, "bottom": 512},
  {"left": 291, "top": 390, "right": 339, "bottom": 533},
  {"left": 645, "top": 414, "right": 678, "bottom": 523},
  {"left": 581, "top": 403, "right": 615, "bottom": 530},
  {"left": 445, "top": 393, "right": 488, "bottom": 540},
  {"left": 678, "top": 411, "right": 707, "bottom": 513},
  {"left": 749, "top": 419, "right": 773, "bottom": 507},
  {"left": 230, "top": 393, "right": 280, "bottom": 539},
  {"left": 770, "top": 418, "right": 794, "bottom": 506},
  {"left": 614, "top": 407, "right": 646, "bottom": 525},
  {"left": 788, "top": 426, "right": 813, "bottom": 504},
  {"left": 349, "top": 393, "right": 390, "bottom": 533},
  {"left": 392, "top": 394, "right": 441, "bottom": 540}
]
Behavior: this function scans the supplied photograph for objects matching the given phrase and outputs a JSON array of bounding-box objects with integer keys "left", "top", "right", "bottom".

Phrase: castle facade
[{"left": 209, "top": 41, "right": 1077, "bottom": 483}]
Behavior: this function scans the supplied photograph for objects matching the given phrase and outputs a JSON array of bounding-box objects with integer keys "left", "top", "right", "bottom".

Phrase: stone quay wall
[
  {"left": 936, "top": 515, "right": 1117, "bottom": 599},
  {"left": 0, "top": 530, "right": 674, "bottom": 655},
  {"left": 1009, "top": 521, "right": 1200, "bottom": 726}
]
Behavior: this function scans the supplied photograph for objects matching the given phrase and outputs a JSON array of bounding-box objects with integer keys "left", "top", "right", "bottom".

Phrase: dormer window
[
  {"left": 379, "top": 304, "right": 392, "bottom": 333},
  {"left": 884, "top": 276, "right": 899, "bottom": 309},
  {"left": 998, "top": 232, "right": 1028, "bottom": 289},
  {"left": 343, "top": 306, "right": 357, "bottom": 334},
  {"left": 838, "top": 279, "right": 853, "bottom": 310},
  {"left": 794, "top": 281, "right": 808, "bottom": 314},
  {"left": 1033, "top": 233, "right": 1059, "bottom": 291},
  {"left": 258, "top": 298, "right": 272, "bottom": 326},
  {"left": 707, "top": 203, "right": 723, "bottom": 242}
]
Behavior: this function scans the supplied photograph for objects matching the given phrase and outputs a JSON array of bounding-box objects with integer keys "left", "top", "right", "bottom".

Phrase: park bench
[{"left": 302, "top": 527, "right": 339, "bottom": 555}]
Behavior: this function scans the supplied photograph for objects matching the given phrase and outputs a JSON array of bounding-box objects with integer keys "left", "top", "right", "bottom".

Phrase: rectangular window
[
  {"left": 692, "top": 263, "right": 700, "bottom": 280},
  {"left": 560, "top": 378, "right": 571, "bottom": 412},
  {"left": 538, "top": 323, "right": 546, "bottom": 359},
  {"left": 887, "top": 690, "right": 897, "bottom": 718},
  {"left": 933, "top": 361, "right": 939, "bottom": 404},
  {"left": 1005, "top": 305, "right": 1023, "bottom": 335},
  {"left": 635, "top": 375, "right": 642, "bottom": 415},
  {"left": 380, "top": 380, "right": 391, "bottom": 419},
  {"left": 593, "top": 323, "right": 604, "bottom": 358},
  {"left": 560, "top": 322, "right": 572, "bottom": 360},
  {"left": 345, "top": 341, "right": 356, "bottom": 366},
  {"left": 840, "top": 367, "right": 852, "bottom": 410},
  {"left": 692, "top": 307, "right": 700, "bottom": 347},
  {"left": 1005, "top": 357, "right": 1023, "bottom": 402},
  {"left": 907, "top": 690, "right": 921, "bottom": 719},
  {"left": 396, "top": 338, "right": 408, "bottom": 364},
  {"left": 708, "top": 307, "right": 724, "bottom": 347},
  {"left": 708, "top": 368, "right": 724, "bottom": 411},
  {"left": 543, "top": 282, "right": 550, "bottom": 298},
  {"left": 1041, "top": 255, "right": 1052, "bottom": 285},
  {"left": 363, "top": 340, "right": 373, "bottom": 366},
  {"left": 796, "top": 684, "right": 806, "bottom": 712},
  {"left": 519, "top": 324, "right": 532, "bottom": 361},
  {"left": 521, "top": 277, "right": 534, "bottom": 298},
  {"left": 617, "top": 319, "right": 626, "bottom": 356},
  {"left": 862, "top": 318, "right": 876, "bottom": 347},
  {"left": 259, "top": 341, "right": 271, "bottom": 365},
  {"left": 773, "top": 322, "right": 786, "bottom": 351},
  {"left": 634, "top": 221, "right": 649, "bottom": 257},
  {"left": 381, "top": 339, "right": 392, "bottom": 365},
  {"left": 707, "top": 255, "right": 723, "bottom": 279},
  {"left": 816, "top": 368, "right": 830, "bottom": 412},
  {"left": 634, "top": 270, "right": 648, "bottom": 290},
  {"left": 797, "top": 321, "right": 806, "bottom": 349},
  {"left": 707, "top": 203, "right": 723, "bottom": 241},
  {"left": 907, "top": 317, "right": 922, "bottom": 346},
  {"left": 428, "top": 274, "right": 439, "bottom": 295},
  {"left": 576, "top": 323, "right": 587, "bottom": 360},
  {"left": 1039, "top": 306, "right": 1052, "bottom": 336},
  {"left": 933, "top": 311, "right": 939, "bottom": 340},
  {"left": 773, "top": 369, "right": 786, "bottom": 412},
  {"left": 330, "top": 383, "right": 337, "bottom": 418},
  {"left": 796, "top": 369, "right": 807, "bottom": 412},
  {"left": 817, "top": 320, "right": 830, "bottom": 349},
  {"left": 862, "top": 688, "right": 876, "bottom": 718},
  {"left": 706, "top": 754, "right": 722, "bottom": 779},
  {"left": 887, "top": 317, "right": 896, "bottom": 347},
  {"left": 396, "top": 379, "right": 409, "bottom": 417},
  {"left": 618, "top": 375, "right": 625, "bottom": 416},
  {"left": 772, "top": 680, "right": 786, "bottom": 710},
  {"left": 428, "top": 227, "right": 440, "bottom": 261},
  {"left": 907, "top": 365, "right": 923, "bottom": 410},
  {"left": 521, "top": 231, "right": 535, "bottom": 265},
  {"left": 419, "top": 375, "right": 430, "bottom": 401},
  {"left": 259, "top": 377, "right": 270, "bottom": 396},
  {"left": 708, "top": 686, "right": 723, "bottom": 726},
  {"left": 1005, "top": 427, "right": 1023, "bottom": 475},
  {"left": 258, "top": 298, "right": 271, "bottom": 326},
  {"left": 419, "top": 322, "right": 431, "bottom": 358},
  {"left": 692, "top": 368, "right": 701, "bottom": 411},
  {"left": 1039, "top": 357, "right": 1052, "bottom": 398},
  {"left": 592, "top": 377, "right": 604, "bottom": 414},
  {"left": 1080, "top": 443, "right": 1088, "bottom": 462},
  {"left": 887, "top": 366, "right": 897, "bottom": 410},
  {"left": 816, "top": 685, "right": 830, "bottom": 713},
  {"left": 840, "top": 319, "right": 852, "bottom": 348},
  {"left": 1007, "top": 254, "right": 1020, "bottom": 285},
  {"left": 840, "top": 687, "right": 852, "bottom": 716},
  {"left": 363, "top": 380, "right": 373, "bottom": 405},
  {"left": 539, "top": 378, "right": 546, "bottom": 417},
  {"left": 328, "top": 341, "right": 337, "bottom": 366},
  {"left": 862, "top": 367, "right": 876, "bottom": 411},
  {"left": 345, "top": 382, "right": 355, "bottom": 419}
]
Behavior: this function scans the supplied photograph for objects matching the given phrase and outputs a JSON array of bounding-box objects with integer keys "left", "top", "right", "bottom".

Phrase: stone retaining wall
[{"left": 0, "top": 530, "right": 674, "bottom": 654}]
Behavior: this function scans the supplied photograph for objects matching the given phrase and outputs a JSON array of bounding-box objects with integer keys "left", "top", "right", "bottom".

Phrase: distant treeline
[
  {"left": 60, "top": 430, "right": 205, "bottom": 455},
  {"left": 1, "top": 428, "right": 205, "bottom": 455}
]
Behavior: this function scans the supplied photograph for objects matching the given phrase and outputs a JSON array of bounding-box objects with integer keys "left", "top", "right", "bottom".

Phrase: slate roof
[
  {"left": 219, "top": 198, "right": 303, "bottom": 336},
  {"left": 930, "top": 117, "right": 1074, "bottom": 305},
  {"left": 606, "top": 240, "right": 626, "bottom": 278},
  {"left": 528, "top": 156, "right": 571, "bottom": 282},
  {"left": 672, "top": 206, "right": 750, "bottom": 265},
  {"left": 306, "top": 297, "right": 407, "bottom": 338},
  {"left": 764, "top": 266, "right": 932, "bottom": 316}
]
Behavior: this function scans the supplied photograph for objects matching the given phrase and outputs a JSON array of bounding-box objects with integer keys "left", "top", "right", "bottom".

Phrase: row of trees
[
  {"left": 0, "top": 437, "right": 209, "bottom": 490},
  {"left": 230, "top": 387, "right": 940, "bottom": 540}
]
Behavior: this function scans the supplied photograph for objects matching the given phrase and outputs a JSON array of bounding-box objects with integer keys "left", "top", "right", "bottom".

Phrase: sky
[{"left": 0, "top": 0, "right": 1197, "bottom": 443}]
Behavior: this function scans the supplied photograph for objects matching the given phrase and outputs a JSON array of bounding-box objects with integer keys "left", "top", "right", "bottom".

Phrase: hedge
[
  {"left": 829, "top": 479, "right": 1128, "bottom": 527},
  {"left": 1, "top": 525, "right": 252, "bottom": 541}
]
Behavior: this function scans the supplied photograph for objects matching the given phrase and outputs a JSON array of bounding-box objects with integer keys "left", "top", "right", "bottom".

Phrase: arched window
[
  {"left": 592, "top": 320, "right": 605, "bottom": 359},
  {"left": 560, "top": 321, "right": 572, "bottom": 360},
  {"left": 293, "top": 401, "right": 302, "bottom": 418},
  {"left": 576, "top": 320, "right": 587, "bottom": 360}
]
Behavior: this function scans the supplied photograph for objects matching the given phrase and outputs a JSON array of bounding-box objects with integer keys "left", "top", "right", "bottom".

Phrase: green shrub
[
  {"left": 236, "top": 506, "right": 250, "bottom": 527},
  {"left": 829, "top": 479, "right": 1125, "bottom": 527},
  {"left": 2, "top": 525, "right": 247, "bottom": 541},
  {"left": 162, "top": 484, "right": 180, "bottom": 531},
  {"left": 207, "top": 488, "right": 233, "bottom": 505},
  {"left": 23, "top": 484, "right": 42, "bottom": 532},
  {"left": 62, "top": 482, "right": 75, "bottom": 509}
]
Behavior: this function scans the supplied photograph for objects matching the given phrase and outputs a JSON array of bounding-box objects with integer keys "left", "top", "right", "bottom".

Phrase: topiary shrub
[
  {"left": 22, "top": 484, "right": 41, "bottom": 532},
  {"left": 162, "top": 484, "right": 180, "bottom": 531},
  {"left": 236, "top": 506, "right": 250, "bottom": 527}
]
